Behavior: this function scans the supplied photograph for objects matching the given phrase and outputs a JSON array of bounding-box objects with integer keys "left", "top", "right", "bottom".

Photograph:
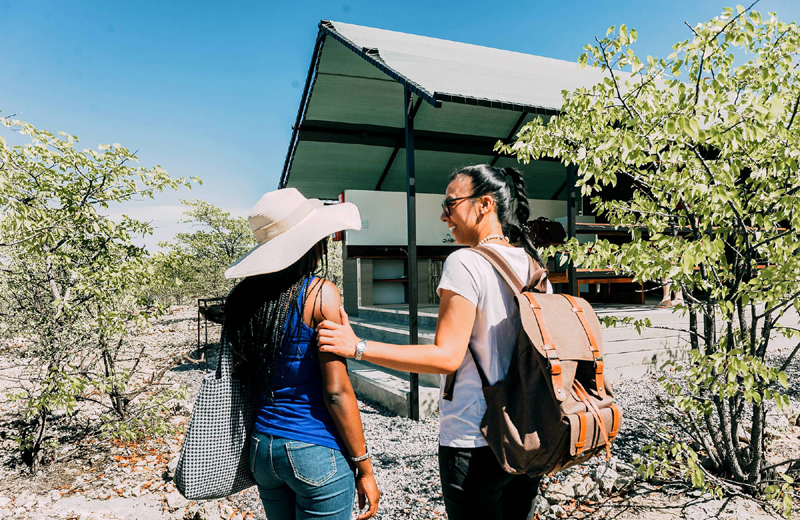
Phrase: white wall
[
  {"left": 532, "top": 199, "right": 571, "bottom": 221},
  {"left": 344, "top": 190, "right": 449, "bottom": 246},
  {"left": 344, "top": 190, "right": 569, "bottom": 246}
]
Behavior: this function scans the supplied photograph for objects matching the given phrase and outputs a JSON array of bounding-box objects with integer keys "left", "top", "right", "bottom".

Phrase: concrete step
[
  {"left": 347, "top": 359, "right": 440, "bottom": 419},
  {"left": 356, "top": 305, "right": 439, "bottom": 329},
  {"left": 347, "top": 316, "right": 440, "bottom": 418},
  {"left": 345, "top": 302, "right": 698, "bottom": 416},
  {"left": 348, "top": 317, "right": 439, "bottom": 388},
  {"left": 350, "top": 317, "right": 436, "bottom": 345},
  {"left": 349, "top": 357, "right": 440, "bottom": 388},
  {"left": 358, "top": 302, "right": 693, "bottom": 330}
]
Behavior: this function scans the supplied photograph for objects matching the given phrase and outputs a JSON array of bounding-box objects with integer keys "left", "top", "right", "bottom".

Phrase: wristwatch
[{"left": 354, "top": 338, "right": 367, "bottom": 361}]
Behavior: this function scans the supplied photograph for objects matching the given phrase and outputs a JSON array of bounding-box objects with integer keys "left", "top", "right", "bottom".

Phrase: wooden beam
[
  {"left": 298, "top": 120, "right": 563, "bottom": 161},
  {"left": 490, "top": 112, "right": 528, "bottom": 167}
]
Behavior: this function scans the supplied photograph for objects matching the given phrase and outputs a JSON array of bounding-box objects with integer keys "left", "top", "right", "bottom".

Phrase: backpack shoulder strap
[
  {"left": 526, "top": 255, "right": 550, "bottom": 293},
  {"left": 562, "top": 293, "right": 607, "bottom": 399},
  {"left": 471, "top": 246, "right": 524, "bottom": 293}
]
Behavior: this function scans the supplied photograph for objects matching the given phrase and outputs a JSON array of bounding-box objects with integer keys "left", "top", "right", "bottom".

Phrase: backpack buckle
[{"left": 593, "top": 355, "right": 604, "bottom": 368}]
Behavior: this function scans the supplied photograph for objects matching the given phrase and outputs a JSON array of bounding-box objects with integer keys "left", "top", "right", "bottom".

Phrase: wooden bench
[{"left": 547, "top": 270, "right": 645, "bottom": 304}]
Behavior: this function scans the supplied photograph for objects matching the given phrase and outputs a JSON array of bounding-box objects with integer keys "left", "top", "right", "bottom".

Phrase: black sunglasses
[{"left": 442, "top": 195, "right": 477, "bottom": 217}]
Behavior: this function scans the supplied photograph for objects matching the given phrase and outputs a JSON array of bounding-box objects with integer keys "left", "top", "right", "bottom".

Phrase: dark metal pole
[
  {"left": 197, "top": 299, "right": 201, "bottom": 353},
  {"left": 404, "top": 87, "right": 420, "bottom": 421},
  {"left": 566, "top": 164, "right": 579, "bottom": 296}
]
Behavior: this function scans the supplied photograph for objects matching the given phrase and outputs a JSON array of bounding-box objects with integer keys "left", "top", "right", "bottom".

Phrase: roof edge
[
  {"left": 279, "top": 27, "right": 327, "bottom": 189},
  {"left": 434, "top": 91, "right": 561, "bottom": 115},
  {"left": 321, "top": 21, "right": 564, "bottom": 115},
  {"left": 320, "top": 20, "right": 441, "bottom": 109}
]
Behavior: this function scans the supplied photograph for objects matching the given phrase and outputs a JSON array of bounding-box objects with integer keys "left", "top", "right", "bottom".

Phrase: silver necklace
[{"left": 476, "top": 234, "right": 509, "bottom": 247}]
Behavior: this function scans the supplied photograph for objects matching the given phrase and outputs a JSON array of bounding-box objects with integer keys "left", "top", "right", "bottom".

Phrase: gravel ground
[
  {"left": 209, "top": 318, "right": 671, "bottom": 520},
  {"left": 0, "top": 306, "right": 794, "bottom": 520}
]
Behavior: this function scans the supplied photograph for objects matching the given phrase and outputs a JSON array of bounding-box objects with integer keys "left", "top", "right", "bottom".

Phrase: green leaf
[{"left": 783, "top": 493, "right": 792, "bottom": 519}]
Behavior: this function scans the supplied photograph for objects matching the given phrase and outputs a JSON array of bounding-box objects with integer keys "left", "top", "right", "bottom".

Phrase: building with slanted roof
[{"left": 279, "top": 21, "right": 672, "bottom": 418}]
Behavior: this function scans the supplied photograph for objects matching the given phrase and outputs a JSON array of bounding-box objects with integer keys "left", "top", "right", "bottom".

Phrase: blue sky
[{"left": 2, "top": 0, "right": 798, "bottom": 250}]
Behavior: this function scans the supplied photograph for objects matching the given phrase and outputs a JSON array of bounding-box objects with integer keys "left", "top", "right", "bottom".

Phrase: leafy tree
[
  {"left": 150, "top": 199, "right": 255, "bottom": 304},
  {"left": 0, "top": 115, "right": 196, "bottom": 471},
  {"left": 327, "top": 235, "right": 344, "bottom": 294},
  {"left": 501, "top": 4, "right": 800, "bottom": 515},
  {"left": 148, "top": 200, "right": 344, "bottom": 306}
]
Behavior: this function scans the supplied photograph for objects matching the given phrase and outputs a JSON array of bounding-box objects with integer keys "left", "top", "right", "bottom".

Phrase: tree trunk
[
  {"left": 102, "top": 347, "right": 128, "bottom": 420},
  {"left": 22, "top": 412, "right": 48, "bottom": 474},
  {"left": 747, "top": 402, "right": 766, "bottom": 485},
  {"left": 715, "top": 395, "right": 747, "bottom": 480}
]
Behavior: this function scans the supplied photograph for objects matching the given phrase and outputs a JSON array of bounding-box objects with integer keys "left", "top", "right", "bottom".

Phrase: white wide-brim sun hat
[{"left": 225, "top": 188, "right": 361, "bottom": 279}]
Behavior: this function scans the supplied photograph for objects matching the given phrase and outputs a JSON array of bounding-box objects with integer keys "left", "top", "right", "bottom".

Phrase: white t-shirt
[{"left": 436, "top": 244, "right": 552, "bottom": 448}]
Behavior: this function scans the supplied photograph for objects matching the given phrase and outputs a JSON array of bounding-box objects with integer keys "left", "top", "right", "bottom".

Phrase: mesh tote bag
[{"left": 175, "top": 326, "right": 257, "bottom": 499}]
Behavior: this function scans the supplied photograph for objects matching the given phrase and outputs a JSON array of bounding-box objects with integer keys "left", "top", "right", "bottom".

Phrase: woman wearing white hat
[
  {"left": 317, "top": 165, "right": 550, "bottom": 520},
  {"left": 224, "top": 188, "right": 379, "bottom": 520}
]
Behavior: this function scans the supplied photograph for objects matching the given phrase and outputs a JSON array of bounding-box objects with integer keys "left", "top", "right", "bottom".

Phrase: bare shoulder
[{"left": 305, "top": 278, "right": 342, "bottom": 326}]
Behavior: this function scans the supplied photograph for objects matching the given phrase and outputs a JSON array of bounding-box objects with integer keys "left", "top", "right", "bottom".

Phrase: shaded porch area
[{"left": 347, "top": 299, "right": 689, "bottom": 418}]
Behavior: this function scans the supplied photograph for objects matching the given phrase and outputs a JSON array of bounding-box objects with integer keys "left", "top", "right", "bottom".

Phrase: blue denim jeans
[{"left": 249, "top": 432, "right": 355, "bottom": 520}]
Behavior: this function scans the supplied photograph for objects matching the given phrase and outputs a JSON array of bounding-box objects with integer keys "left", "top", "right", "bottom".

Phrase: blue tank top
[{"left": 253, "top": 277, "right": 346, "bottom": 452}]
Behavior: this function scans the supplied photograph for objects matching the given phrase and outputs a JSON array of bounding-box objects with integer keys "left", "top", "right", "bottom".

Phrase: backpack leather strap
[
  {"left": 442, "top": 369, "right": 456, "bottom": 401},
  {"left": 576, "top": 411, "right": 588, "bottom": 455},
  {"left": 562, "top": 294, "right": 607, "bottom": 400},
  {"left": 473, "top": 246, "right": 525, "bottom": 293},
  {"left": 573, "top": 380, "right": 612, "bottom": 460},
  {"left": 524, "top": 292, "right": 566, "bottom": 402},
  {"left": 609, "top": 404, "right": 622, "bottom": 440}
]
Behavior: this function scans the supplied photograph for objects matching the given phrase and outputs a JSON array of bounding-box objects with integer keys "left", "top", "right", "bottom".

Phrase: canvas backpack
[{"left": 443, "top": 246, "right": 622, "bottom": 477}]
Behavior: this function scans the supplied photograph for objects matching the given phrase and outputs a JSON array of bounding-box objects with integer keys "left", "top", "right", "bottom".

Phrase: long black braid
[
  {"left": 449, "top": 164, "right": 544, "bottom": 266},
  {"left": 224, "top": 239, "right": 329, "bottom": 397}
]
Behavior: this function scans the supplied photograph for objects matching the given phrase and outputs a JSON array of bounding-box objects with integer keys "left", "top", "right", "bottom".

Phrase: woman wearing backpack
[
  {"left": 224, "top": 188, "right": 380, "bottom": 520},
  {"left": 317, "top": 165, "right": 551, "bottom": 520}
]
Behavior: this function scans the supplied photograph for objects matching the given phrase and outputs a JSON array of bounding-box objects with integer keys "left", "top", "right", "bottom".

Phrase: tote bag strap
[{"left": 216, "top": 322, "right": 233, "bottom": 380}]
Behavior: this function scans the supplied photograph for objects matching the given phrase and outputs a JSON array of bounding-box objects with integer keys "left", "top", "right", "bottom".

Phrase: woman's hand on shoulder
[{"left": 316, "top": 305, "right": 359, "bottom": 358}]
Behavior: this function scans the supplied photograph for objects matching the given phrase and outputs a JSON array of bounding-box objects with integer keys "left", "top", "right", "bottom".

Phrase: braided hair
[
  {"left": 450, "top": 164, "right": 544, "bottom": 266},
  {"left": 224, "top": 239, "right": 329, "bottom": 397}
]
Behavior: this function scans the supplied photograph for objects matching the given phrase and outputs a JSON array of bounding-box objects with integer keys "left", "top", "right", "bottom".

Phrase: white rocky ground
[{"left": 0, "top": 306, "right": 795, "bottom": 520}]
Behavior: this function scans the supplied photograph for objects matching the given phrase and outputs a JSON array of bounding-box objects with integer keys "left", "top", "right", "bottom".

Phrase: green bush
[{"left": 502, "top": 6, "right": 800, "bottom": 516}]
